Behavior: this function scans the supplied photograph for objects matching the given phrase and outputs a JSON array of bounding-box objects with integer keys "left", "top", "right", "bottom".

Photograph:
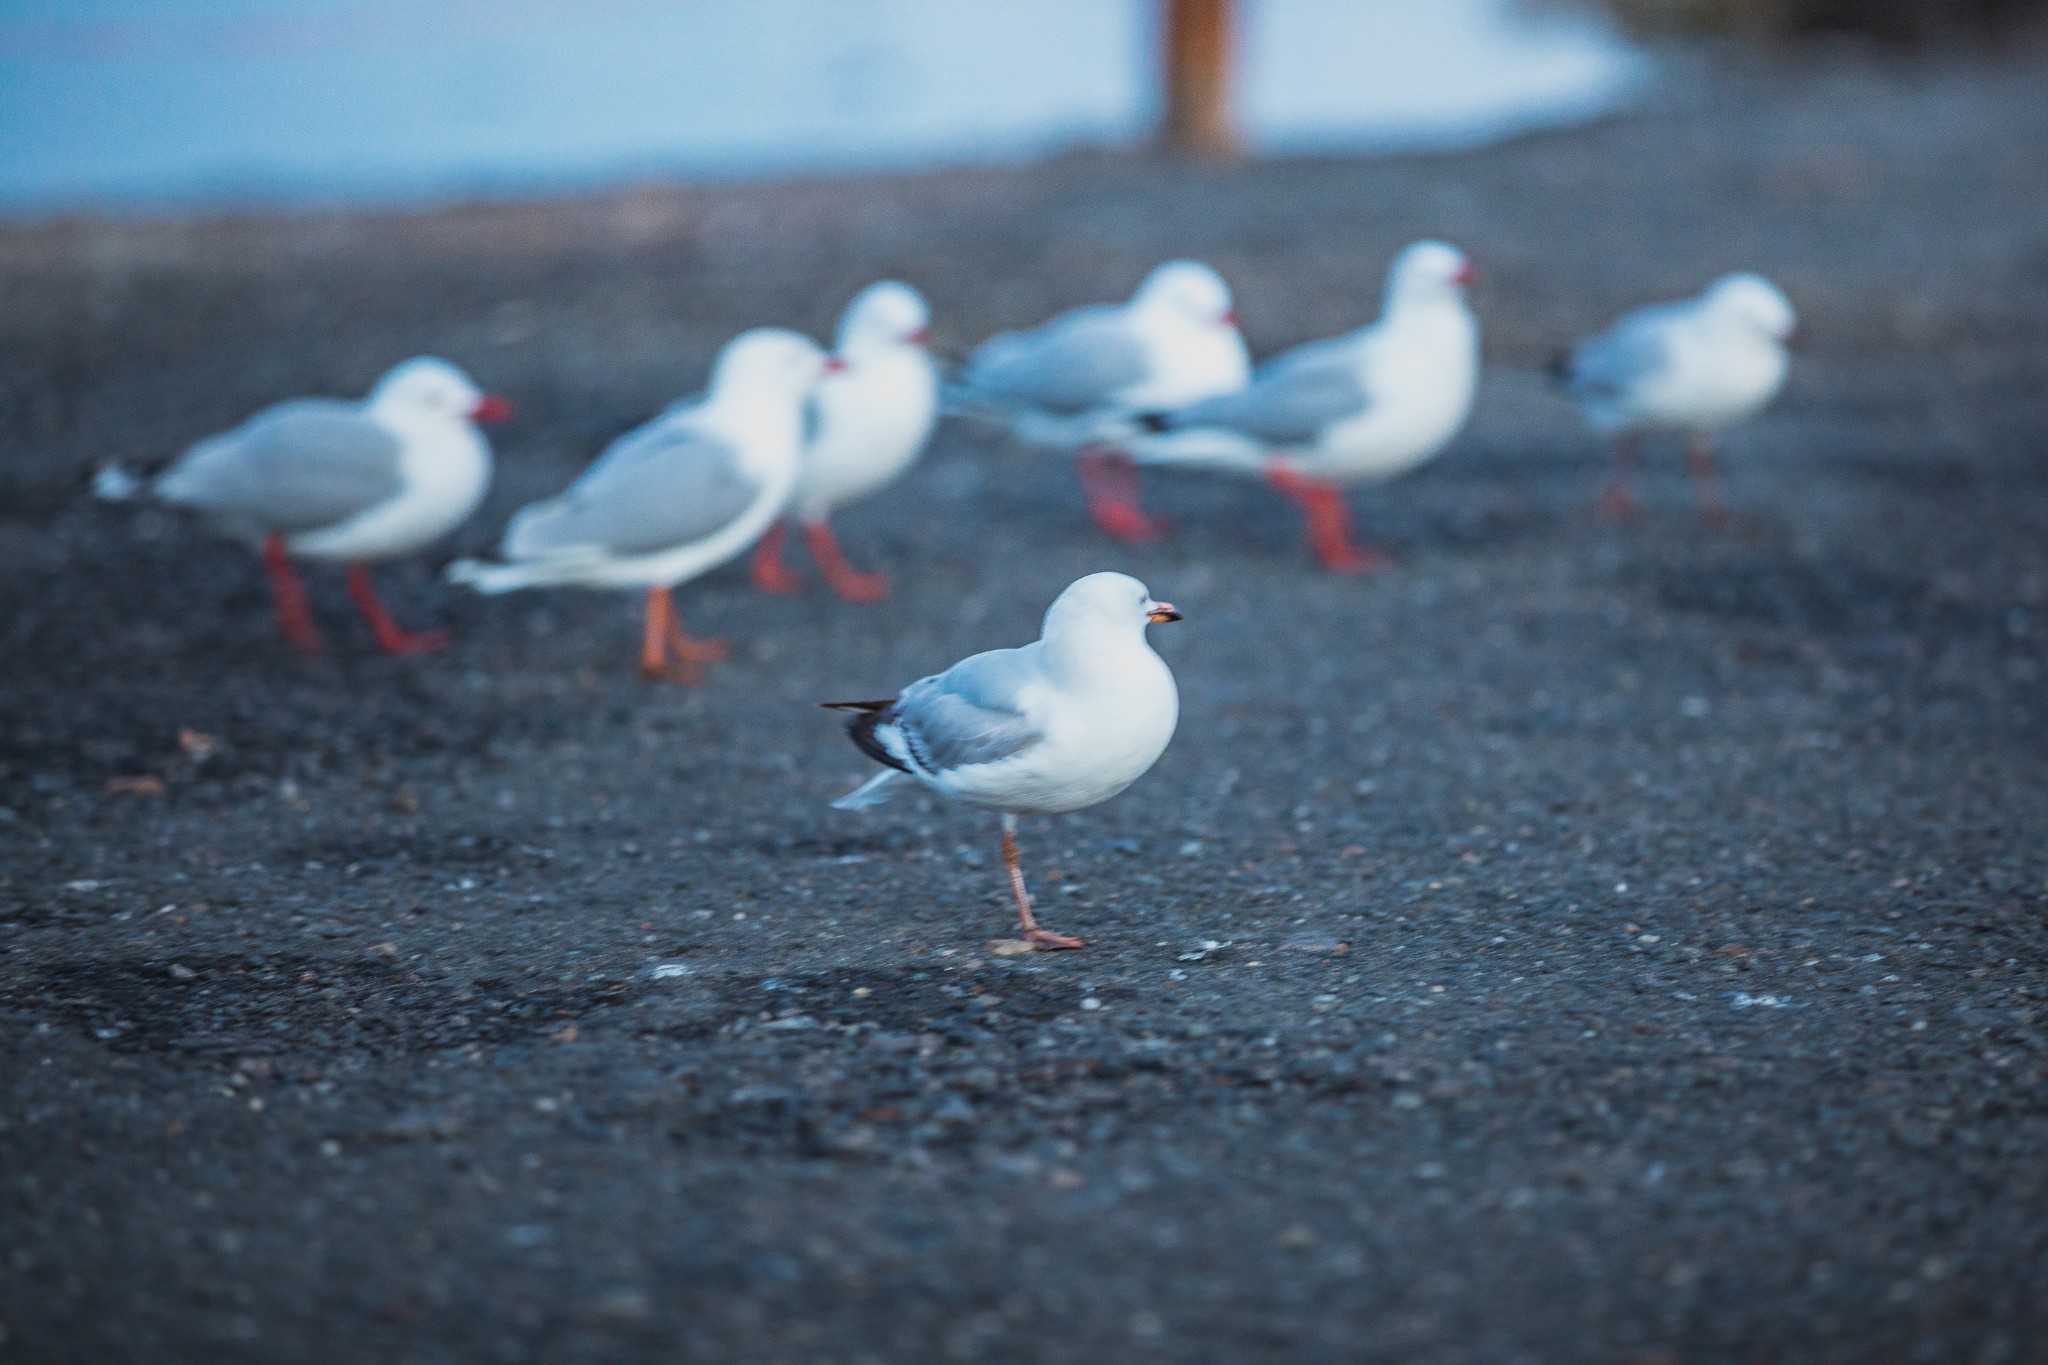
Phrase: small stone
[
  {"left": 988, "top": 939, "right": 1035, "bottom": 957},
  {"left": 168, "top": 963, "right": 197, "bottom": 981},
  {"left": 103, "top": 775, "right": 165, "bottom": 798},
  {"left": 1276, "top": 1225, "right": 1316, "bottom": 1249}
]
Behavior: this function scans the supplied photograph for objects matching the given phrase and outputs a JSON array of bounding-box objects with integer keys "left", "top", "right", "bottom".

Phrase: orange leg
[
  {"left": 261, "top": 532, "right": 325, "bottom": 656},
  {"left": 1597, "top": 433, "right": 1642, "bottom": 523},
  {"left": 1001, "top": 815, "right": 1085, "bottom": 951},
  {"left": 802, "top": 520, "right": 891, "bottom": 602},
  {"left": 1076, "top": 447, "right": 1168, "bottom": 544},
  {"left": 1265, "top": 462, "right": 1394, "bottom": 574},
  {"left": 639, "top": 587, "right": 729, "bottom": 686},
  {"left": 345, "top": 564, "right": 447, "bottom": 655},
  {"left": 1687, "top": 434, "right": 1729, "bottom": 532},
  {"left": 749, "top": 521, "right": 805, "bottom": 595}
]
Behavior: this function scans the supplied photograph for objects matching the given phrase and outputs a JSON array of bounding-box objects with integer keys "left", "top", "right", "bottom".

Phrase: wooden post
[{"left": 1160, "top": 0, "right": 1239, "bottom": 160}]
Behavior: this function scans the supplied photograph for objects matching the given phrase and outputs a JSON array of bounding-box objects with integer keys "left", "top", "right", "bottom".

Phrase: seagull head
[
  {"left": 1385, "top": 241, "right": 1476, "bottom": 311},
  {"left": 1706, "top": 273, "right": 1798, "bottom": 343},
  {"left": 1132, "top": 260, "right": 1237, "bottom": 330},
  {"left": 370, "top": 356, "right": 514, "bottom": 424},
  {"left": 709, "top": 328, "right": 829, "bottom": 402},
  {"left": 1044, "top": 572, "right": 1184, "bottom": 642},
  {"left": 837, "top": 280, "right": 931, "bottom": 354}
]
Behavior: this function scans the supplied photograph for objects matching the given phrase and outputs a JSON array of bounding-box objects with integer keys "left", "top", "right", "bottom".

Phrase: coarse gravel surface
[{"left": 2, "top": 47, "right": 2047, "bottom": 1365}]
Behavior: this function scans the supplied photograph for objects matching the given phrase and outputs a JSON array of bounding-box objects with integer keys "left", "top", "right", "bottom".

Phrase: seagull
[
  {"left": 751, "top": 282, "right": 938, "bottom": 603},
  {"left": 94, "top": 357, "right": 510, "bottom": 655},
  {"left": 950, "top": 260, "right": 1249, "bottom": 544},
  {"left": 448, "top": 329, "right": 824, "bottom": 684},
  {"left": 823, "top": 571, "right": 1183, "bottom": 950},
  {"left": 1127, "top": 241, "right": 1479, "bottom": 574},
  {"left": 1552, "top": 272, "right": 1797, "bottom": 528}
]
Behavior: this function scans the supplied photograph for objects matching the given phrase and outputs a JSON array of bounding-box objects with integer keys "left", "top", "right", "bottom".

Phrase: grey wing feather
[
  {"left": 1565, "top": 308, "right": 1677, "bottom": 402},
  {"left": 504, "top": 419, "right": 760, "bottom": 560},
  {"left": 892, "top": 646, "right": 1045, "bottom": 774},
  {"left": 156, "top": 399, "right": 405, "bottom": 534},
  {"left": 1163, "top": 343, "right": 1368, "bottom": 444},
  {"left": 960, "top": 307, "right": 1150, "bottom": 414}
]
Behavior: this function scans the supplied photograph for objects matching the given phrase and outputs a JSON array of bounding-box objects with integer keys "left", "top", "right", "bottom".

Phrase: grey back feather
[
  {"left": 892, "top": 645, "right": 1045, "bottom": 774},
  {"left": 157, "top": 399, "right": 405, "bottom": 535},
  {"left": 504, "top": 419, "right": 759, "bottom": 560},
  {"left": 960, "top": 307, "right": 1150, "bottom": 414},
  {"left": 1566, "top": 308, "right": 1677, "bottom": 402},
  {"left": 1167, "top": 342, "right": 1369, "bottom": 444}
]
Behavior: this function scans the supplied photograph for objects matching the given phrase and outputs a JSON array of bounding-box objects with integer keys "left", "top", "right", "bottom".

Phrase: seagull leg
[
  {"left": 1077, "top": 446, "right": 1168, "bottom": 544},
  {"left": 749, "top": 521, "right": 805, "bottom": 595},
  {"left": 1686, "top": 434, "right": 1730, "bottom": 532},
  {"left": 1265, "top": 463, "right": 1394, "bottom": 574},
  {"left": 345, "top": 564, "right": 448, "bottom": 655},
  {"left": 660, "top": 591, "right": 729, "bottom": 686},
  {"left": 1597, "top": 433, "right": 1642, "bottom": 523},
  {"left": 260, "top": 532, "right": 325, "bottom": 656},
  {"left": 803, "top": 519, "right": 891, "bottom": 602},
  {"left": 1001, "top": 814, "right": 1085, "bottom": 950}
]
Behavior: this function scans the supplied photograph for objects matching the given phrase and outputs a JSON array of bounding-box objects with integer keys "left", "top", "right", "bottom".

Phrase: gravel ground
[{"left": 3, "top": 46, "right": 2047, "bottom": 1365}]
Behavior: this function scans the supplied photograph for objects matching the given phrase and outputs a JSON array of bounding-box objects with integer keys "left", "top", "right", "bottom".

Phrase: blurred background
[{"left": 0, "top": 0, "right": 1655, "bottom": 212}]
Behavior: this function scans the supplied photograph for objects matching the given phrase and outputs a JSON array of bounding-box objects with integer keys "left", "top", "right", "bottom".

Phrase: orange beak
[
  {"left": 904, "top": 327, "right": 930, "bottom": 347},
  {"left": 471, "top": 394, "right": 516, "bottom": 423},
  {"left": 1146, "top": 603, "right": 1183, "bottom": 623}
]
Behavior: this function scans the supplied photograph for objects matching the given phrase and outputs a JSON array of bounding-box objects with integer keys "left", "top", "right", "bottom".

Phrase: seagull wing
[
  {"left": 503, "top": 417, "right": 761, "bottom": 560},
  {"left": 156, "top": 399, "right": 405, "bottom": 534}
]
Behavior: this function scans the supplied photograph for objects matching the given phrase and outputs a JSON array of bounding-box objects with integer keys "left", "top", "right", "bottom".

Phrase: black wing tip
[
  {"left": 819, "top": 699, "right": 895, "bottom": 712},
  {"left": 1545, "top": 349, "right": 1575, "bottom": 386},
  {"left": 1136, "top": 411, "right": 1173, "bottom": 434}
]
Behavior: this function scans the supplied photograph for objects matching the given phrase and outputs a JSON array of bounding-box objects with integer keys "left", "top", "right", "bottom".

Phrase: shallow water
[{"left": 0, "top": 0, "right": 1646, "bottom": 213}]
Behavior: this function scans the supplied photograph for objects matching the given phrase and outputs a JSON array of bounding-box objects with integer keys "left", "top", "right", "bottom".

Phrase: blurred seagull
[
  {"left": 949, "top": 260, "right": 1248, "bottom": 544},
  {"left": 824, "top": 572, "right": 1183, "bottom": 950},
  {"left": 1552, "top": 272, "right": 1797, "bottom": 528},
  {"left": 448, "top": 329, "right": 824, "bottom": 684},
  {"left": 94, "top": 357, "right": 510, "bottom": 655},
  {"left": 1128, "top": 241, "right": 1479, "bottom": 574},
  {"left": 751, "top": 282, "right": 938, "bottom": 602}
]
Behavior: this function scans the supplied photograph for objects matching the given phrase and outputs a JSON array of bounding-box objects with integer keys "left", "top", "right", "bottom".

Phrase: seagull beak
[
  {"left": 1784, "top": 324, "right": 1805, "bottom": 351},
  {"left": 471, "top": 394, "right": 516, "bottom": 423},
  {"left": 1452, "top": 261, "right": 1478, "bottom": 288},
  {"left": 1146, "top": 603, "right": 1184, "bottom": 623},
  {"left": 903, "top": 327, "right": 930, "bottom": 347},
  {"left": 823, "top": 355, "right": 849, "bottom": 374},
  {"left": 1220, "top": 309, "right": 1240, "bottom": 329}
]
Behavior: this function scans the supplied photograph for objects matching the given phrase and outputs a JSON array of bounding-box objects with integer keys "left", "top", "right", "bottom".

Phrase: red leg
[
  {"left": 802, "top": 520, "right": 890, "bottom": 602},
  {"left": 1597, "top": 433, "right": 1642, "bottom": 523},
  {"left": 261, "top": 533, "right": 325, "bottom": 656},
  {"left": 1076, "top": 447, "right": 1168, "bottom": 544},
  {"left": 1687, "top": 434, "right": 1729, "bottom": 532},
  {"left": 344, "top": 564, "right": 447, "bottom": 655},
  {"left": 656, "top": 591, "right": 728, "bottom": 687},
  {"left": 1000, "top": 816, "right": 1084, "bottom": 950},
  {"left": 1265, "top": 462, "right": 1394, "bottom": 574},
  {"left": 639, "top": 588, "right": 669, "bottom": 680},
  {"left": 749, "top": 521, "right": 805, "bottom": 595}
]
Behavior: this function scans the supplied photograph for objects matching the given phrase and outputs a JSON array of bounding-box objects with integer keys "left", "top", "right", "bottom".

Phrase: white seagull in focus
[
  {"left": 448, "top": 328, "right": 824, "bottom": 684},
  {"left": 824, "top": 571, "right": 1183, "bottom": 950},
  {"left": 751, "top": 281, "right": 938, "bottom": 602},
  {"left": 94, "top": 356, "right": 511, "bottom": 655},
  {"left": 950, "top": 261, "right": 1249, "bottom": 544},
  {"left": 1128, "top": 240, "right": 1479, "bottom": 574},
  {"left": 1552, "top": 272, "right": 1797, "bottom": 528}
]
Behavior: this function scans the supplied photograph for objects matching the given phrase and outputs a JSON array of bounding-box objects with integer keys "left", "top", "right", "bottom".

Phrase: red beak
[
  {"left": 471, "top": 394, "right": 516, "bottom": 423},
  {"left": 903, "top": 327, "right": 930, "bottom": 347},
  {"left": 1221, "top": 309, "right": 1240, "bottom": 328},
  {"left": 1452, "top": 261, "right": 1478, "bottom": 287},
  {"left": 823, "top": 355, "right": 849, "bottom": 374}
]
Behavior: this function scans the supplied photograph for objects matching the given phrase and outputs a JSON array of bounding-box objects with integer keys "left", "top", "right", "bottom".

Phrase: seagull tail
[
  {"left": 445, "top": 557, "right": 547, "bottom": 595},
  {"left": 92, "top": 464, "right": 145, "bottom": 501},
  {"left": 831, "top": 769, "right": 902, "bottom": 811}
]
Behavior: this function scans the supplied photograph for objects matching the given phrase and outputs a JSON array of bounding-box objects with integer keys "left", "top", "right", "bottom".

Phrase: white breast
[
  {"left": 790, "top": 349, "right": 937, "bottom": 520},
  {"left": 1301, "top": 308, "right": 1478, "bottom": 484}
]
